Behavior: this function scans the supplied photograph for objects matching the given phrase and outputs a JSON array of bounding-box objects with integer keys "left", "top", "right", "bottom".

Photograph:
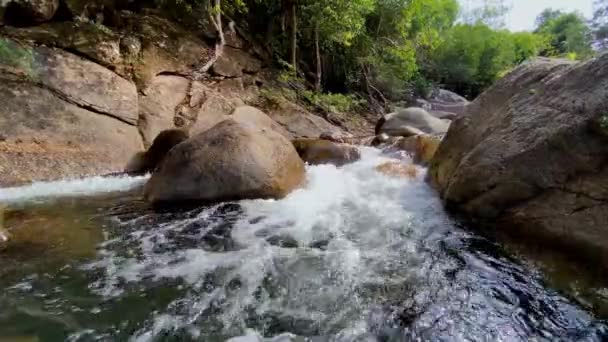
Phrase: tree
[
  {"left": 535, "top": 10, "right": 593, "bottom": 59},
  {"left": 301, "top": 0, "right": 375, "bottom": 90},
  {"left": 592, "top": 0, "right": 608, "bottom": 50},
  {"left": 461, "top": 0, "right": 510, "bottom": 29},
  {"left": 429, "top": 23, "right": 545, "bottom": 97}
]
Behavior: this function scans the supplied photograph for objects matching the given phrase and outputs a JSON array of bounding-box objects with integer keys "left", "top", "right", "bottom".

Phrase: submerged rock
[
  {"left": 144, "top": 119, "right": 305, "bottom": 204},
  {"left": 375, "top": 107, "right": 450, "bottom": 137},
  {"left": 124, "top": 129, "right": 189, "bottom": 175},
  {"left": 375, "top": 162, "right": 418, "bottom": 179},
  {"left": 429, "top": 56, "right": 608, "bottom": 265},
  {"left": 292, "top": 139, "right": 361, "bottom": 166}
]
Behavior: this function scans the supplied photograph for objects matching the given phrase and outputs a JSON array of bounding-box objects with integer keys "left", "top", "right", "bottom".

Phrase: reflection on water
[{"left": 0, "top": 148, "right": 607, "bottom": 341}]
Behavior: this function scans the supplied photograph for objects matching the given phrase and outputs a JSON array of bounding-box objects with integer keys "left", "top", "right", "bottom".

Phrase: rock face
[
  {"left": 429, "top": 57, "right": 608, "bottom": 264},
  {"left": 292, "top": 139, "right": 361, "bottom": 166},
  {"left": 0, "top": 38, "right": 142, "bottom": 186},
  {"left": 138, "top": 75, "right": 190, "bottom": 146},
  {"left": 376, "top": 107, "right": 450, "bottom": 137},
  {"left": 144, "top": 119, "right": 305, "bottom": 204}
]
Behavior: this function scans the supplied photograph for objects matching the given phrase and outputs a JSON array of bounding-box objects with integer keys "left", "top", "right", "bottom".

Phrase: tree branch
[{"left": 194, "top": 0, "right": 225, "bottom": 79}]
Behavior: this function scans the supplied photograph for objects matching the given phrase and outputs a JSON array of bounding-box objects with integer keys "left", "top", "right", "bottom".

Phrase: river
[{"left": 0, "top": 148, "right": 606, "bottom": 341}]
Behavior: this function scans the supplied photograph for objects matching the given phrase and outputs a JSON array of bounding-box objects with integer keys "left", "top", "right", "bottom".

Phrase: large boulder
[
  {"left": 0, "top": 38, "right": 142, "bottom": 186},
  {"left": 375, "top": 107, "right": 450, "bottom": 137},
  {"left": 429, "top": 56, "right": 608, "bottom": 264},
  {"left": 2, "top": 0, "right": 59, "bottom": 25},
  {"left": 292, "top": 139, "right": 361, "bottom": 166},
  {"left": 144, "top": 119, "right": 305, "bottom": 204}
]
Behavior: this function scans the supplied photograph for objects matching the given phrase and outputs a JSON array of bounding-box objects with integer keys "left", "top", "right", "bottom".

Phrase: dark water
[{"left": 0, "top": 150, "right": 607, "bottom": 341}]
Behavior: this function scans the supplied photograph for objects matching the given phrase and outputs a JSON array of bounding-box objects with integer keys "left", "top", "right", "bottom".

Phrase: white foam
[
  {"left": 84, "top": 147, "right": 458, "bottom": 340},
  {"left": 0, "top": 174, "right": 149, "bottom": 203}
]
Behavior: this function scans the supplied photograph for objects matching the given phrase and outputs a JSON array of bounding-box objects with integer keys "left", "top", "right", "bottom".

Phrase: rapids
[{"left": 0, "top": 148, "right": 606, "bottom": 341}]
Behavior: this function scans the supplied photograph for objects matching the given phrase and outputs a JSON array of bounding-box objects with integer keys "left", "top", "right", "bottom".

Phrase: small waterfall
[{"left": 0, "top": 174, "right": 149, "bottom": 204}]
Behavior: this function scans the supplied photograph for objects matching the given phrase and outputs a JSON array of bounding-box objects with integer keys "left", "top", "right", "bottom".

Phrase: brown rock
[
  {"left": 138, "top": 75, "right": 189, "bottom": 146},
  {"left": 0, "top": 39, "right": 138, "bottom": 125},
  {"left": 393, "top": 134, "right": 442, "bottom": 164},
  {"left": 0, "top": 39, "right": 142, "bottom": 185},
  {"left": 292, "top": 139, "right": 361, "bottom": 166},
  {"left": 429, "top": 56, "right": 608, "bottom": 265},
  {"left": 144, "top": 119, "right": 305, "bottom": 204},
  {"left": 4, "top": 0, "right": 59, "bottom": 24},
  {"left": 376, "top": 162, "right": 418, "bottom": 179},
  {"left": 212, "top": 46, "right": 262, "bottom": 77},
  {"left": 265, "top": 100, "right": 345, "bottom": 139},
  {"left": 0, "top": 79, "right": 142, "bottom": 186},
  {"left": 376, "top": 107, "right": 449, "bottom": 137}
]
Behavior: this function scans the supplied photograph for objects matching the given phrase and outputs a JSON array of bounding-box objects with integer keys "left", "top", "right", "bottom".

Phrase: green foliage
[
  {"left": 428, "top": 23, "right": 546, "bottom": 97},
  {"left": 535, "top": 10, "right": 593, "bottom": 59},
  {"left": 0, "top": 38, "right": 37, "bottom": 80},
  {"left": 301, "top": 90, "right": 365, "bottom": 113}
]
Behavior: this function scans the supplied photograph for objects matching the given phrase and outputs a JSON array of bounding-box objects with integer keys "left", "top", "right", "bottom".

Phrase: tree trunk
[
  {"left": 195, "top": 0, "right": 225, "bottom": 78},
  {"left": 290, "top": 1, "right": 297, "bottom": 72},
  {"left": 314, "top": 23, "right": 322, "bottom": 91}
]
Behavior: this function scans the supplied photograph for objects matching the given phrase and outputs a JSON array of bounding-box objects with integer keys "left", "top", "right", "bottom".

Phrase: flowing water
[{"left": 0, "top": 148, "right": 607, "bottom": 341}]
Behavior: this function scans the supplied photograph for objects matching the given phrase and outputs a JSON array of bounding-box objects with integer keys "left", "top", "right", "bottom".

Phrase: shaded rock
[
  {"left": 428, "top": 56, "right": 608, "bottom": 265},
  {"left": 376, "top": 162, "right": 418, "bottom": 179},
  {"left": 125, "top": 129, "right": 189, "bottom": 175},
  {"left": 428, "top": 110, "right": 458, "bottom": 120},
  {"left": 431, "top": 89, "right": 468, "bottom": 104},
  {"left": 0, "top": 38, "right": 138, "bottom": 124},
  {"left": 265, "top": 100, "right": 346, "bottom": 139},
  {"left": 376, "top": 107, "right": 449, "bottom": 137},
  {"left": 3, "top": 0, "right": 59, "bottom": 25},
  {"left": 292, "top": 139, "right": 360, "bottom": 166},
  {"left": 138, "top": 75, "right": 189, "bottom": 146},
  {"left": 144, "top": 119, "right": 305, "bottom": 204},
  {"left": 212, "top": 46, "right": 262, "bottom": 77},
  {"left": 2, "top": 21, "right": 123, "bottom": 69},
  {"left": 319, "top": 131, "right": 354, "bottom": 143}
]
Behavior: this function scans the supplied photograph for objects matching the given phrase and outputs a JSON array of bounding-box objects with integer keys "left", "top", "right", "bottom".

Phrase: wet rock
[
  {"left": 375, "top": 162, "right": 418, "bottom": 179},
  {"left": 392, "top": 134, "right": 442, "bottom": 164},
  {"left": 125, "top": 129, "right": 189, "bottom": 175},
  {"left": 292, "top": 139, "right": 361, "bottom": 166},
  {"left": 267, "top": 235, "right": 299, "bottom": 248},
  {"left": 376, "top": 107, "right": 450, "bottom": 137},
  {"left": 429, "top": 56, "right": 608, "bottom": 265},
  {"left": 145, "top": 119, "right": 305, "bottom": 204}
]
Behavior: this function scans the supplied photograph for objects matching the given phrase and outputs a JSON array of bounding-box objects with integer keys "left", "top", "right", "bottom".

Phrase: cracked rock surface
[{"left": 429, "top": 56, "right": 608, "bottom": 264}]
